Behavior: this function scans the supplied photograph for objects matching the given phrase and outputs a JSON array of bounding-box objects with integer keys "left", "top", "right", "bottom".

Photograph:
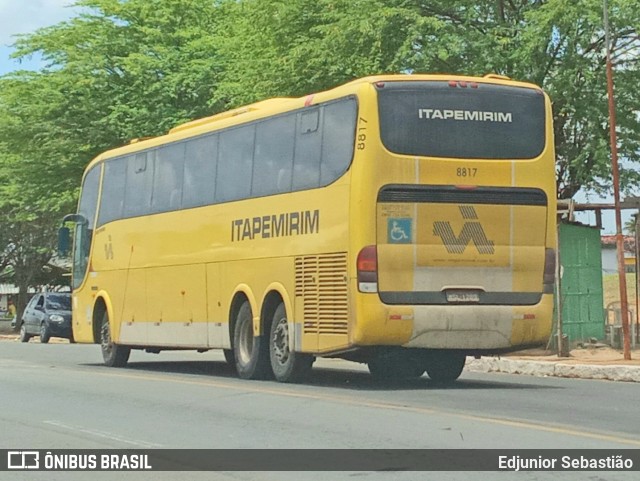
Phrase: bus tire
[
  {"left": 233, "top": 301, "right": 271, "bottom": 380},
  {"left": 269, "top": 303, "right": 313, "bottom": 383},
  {"left": 223, "top": 349, "right": 235, "bottom": 367},
  {"left": 424, "top": 350, "right": 465, "bottom": 383},
  {"left": 100, "top": 311, "right": 130, "bottom": 367}
]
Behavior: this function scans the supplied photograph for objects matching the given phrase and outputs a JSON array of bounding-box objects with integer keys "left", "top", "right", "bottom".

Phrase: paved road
[{"left": 0, "top": 341, "right": 638, "bottom": 480}]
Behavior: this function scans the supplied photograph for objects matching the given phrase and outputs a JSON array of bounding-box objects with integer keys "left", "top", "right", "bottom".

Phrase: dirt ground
[
  {"left": 0, "top": 333, "right": 69, "bottom": 344},
  {"left": 504, "top": 345, "right": 640, "bottom": 366}
]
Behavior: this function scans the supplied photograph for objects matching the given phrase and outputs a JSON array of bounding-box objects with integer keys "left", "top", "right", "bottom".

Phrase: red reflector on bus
[
  {"left": 448, "top": 80, "right": 457, "bottom": 88},
  {"left": 459, "top": 81, "right": 468, "bottom": 88}
]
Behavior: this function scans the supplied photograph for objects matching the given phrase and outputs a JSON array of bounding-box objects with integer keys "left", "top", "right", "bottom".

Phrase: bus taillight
[
  {"left": 543, "top": 248, "right": 556, "bottom": 293},
  {"left": 357, "top": 245, "right": 378, "bottom": 293}
]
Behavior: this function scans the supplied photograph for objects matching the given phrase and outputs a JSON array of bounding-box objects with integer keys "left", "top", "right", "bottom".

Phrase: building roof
[{"left": 601, "top": 235, "right": 635, "bottom": 253}]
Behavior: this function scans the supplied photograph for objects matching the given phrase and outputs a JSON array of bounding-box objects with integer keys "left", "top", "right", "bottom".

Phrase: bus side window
[
  {"left": 183, "top": 134, "right": 217, "bottom": 209},
  {"left": 124, "top": 151, "right": 154, "bottom": 217},
  {"left": 217, "top": 125, "right": 255, "bottom": 203},
  {"left": 252, "top": 113, "right": 295, "bottom": 196},
  {"left": 152, "top": 142, "right": 185, "bottom": 213},
  {"left": 320, "top": 99, "right": 357, "bottom": 184},
  {"left": 98, "top": 157, "right": 127, "bottom": 226},
  {"left": 293, "top": 107, "right": 321, "bottom": 191}
]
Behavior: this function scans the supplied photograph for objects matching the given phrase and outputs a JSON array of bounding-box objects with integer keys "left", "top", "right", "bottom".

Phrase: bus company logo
[
  {"left": 8, "top": 451, "right": 39, "bottom": 470},
  {"left": 231, "top": 210, "right": 319, "bottom": 242},
  {"left": 417, "top": 108, "right": 513, "bottom": 123},
  {"left": 433, "top": 206, "right": 495, "bottom": 255}
]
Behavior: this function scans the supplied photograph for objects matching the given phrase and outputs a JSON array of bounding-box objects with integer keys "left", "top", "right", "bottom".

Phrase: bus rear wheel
[
  {"left": 424, "top": 350, "right": 465, "bottom": 383},
  {"left": 367, "top": 350, "right": 424, "bottom": 380},
  {"left": 223, "top": 349, "right": 235, "bottom": 368},
  {"left": 269, "top": 303, "right": 313, "bottom": 383},
  {"left": 100, "top": 311, "right": 130, "bottom": 367},
  {"left": 233, "top": 301, "right": 271, "bottom": 380}
]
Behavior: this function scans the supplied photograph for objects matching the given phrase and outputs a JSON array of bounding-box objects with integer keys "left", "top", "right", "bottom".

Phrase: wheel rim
[
  {"left": 271, "top": 316, "right": 290, "bottom": 366},
  {"left": 237, "top": 316, "right": 253, "bottom": 365}
]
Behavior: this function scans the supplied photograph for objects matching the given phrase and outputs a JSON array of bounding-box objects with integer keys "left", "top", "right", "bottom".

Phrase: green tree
[
  {"left": 214, "top": 0, "right": 640, "bottom": 198},
  {"left": 625, "top": 213, "right": 638, "bottom": 235},
  {"left": 0, "top": 0, "right": 226, "bottom": 317}
]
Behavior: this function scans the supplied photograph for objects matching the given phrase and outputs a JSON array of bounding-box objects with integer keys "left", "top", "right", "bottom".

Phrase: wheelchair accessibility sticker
[{"left": 387, "top": 218, "right": 412, "bottom": 244}]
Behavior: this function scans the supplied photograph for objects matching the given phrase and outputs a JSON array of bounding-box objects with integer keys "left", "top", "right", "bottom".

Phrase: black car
[{"left": 19, "top": 292, "right": 73, "bottom": 343}]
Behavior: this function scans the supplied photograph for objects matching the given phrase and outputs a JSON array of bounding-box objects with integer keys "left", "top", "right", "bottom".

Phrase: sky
[
  {"left": 0, "top": 0, "right": 80, "bottom": 75},
  {"left": 0, "top": 2, "right": 636, "bottom": 234}
]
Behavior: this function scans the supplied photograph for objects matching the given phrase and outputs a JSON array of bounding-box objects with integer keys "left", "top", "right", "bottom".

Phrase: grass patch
[{"left": 603, "top": 273, "right": 637, "bottom": 311}]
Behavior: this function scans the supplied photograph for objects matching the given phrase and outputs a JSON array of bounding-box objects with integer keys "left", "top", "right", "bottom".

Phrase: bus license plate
[{"left": 446, "top": 291, "right": 480, "bottom": 303}]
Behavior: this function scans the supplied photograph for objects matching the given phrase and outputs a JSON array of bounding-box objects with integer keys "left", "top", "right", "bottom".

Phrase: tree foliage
[
  {"left": 213, "top": 0, "right": 640, "bottom": 198},
  {"left": 1, "top": 0, "right": 639, "bottom": 303}
]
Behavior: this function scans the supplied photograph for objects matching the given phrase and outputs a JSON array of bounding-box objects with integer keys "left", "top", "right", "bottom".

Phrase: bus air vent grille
[{"left": 295, "top": 253, "right": 348, "bottom": 335}]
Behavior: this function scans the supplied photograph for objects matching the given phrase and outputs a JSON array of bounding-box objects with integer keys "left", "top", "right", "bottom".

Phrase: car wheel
[
  {"left": 100, "top": 311, "right": 130, "bottom": 367},
  {"left": 233, "top": 301, "right": 271, "bottom": 380},
  {"left": 269, "top": 303, "right": 313, "bottom": 383},
  {"left": 19, "top": 323, "right": 31, "bottom": 343},
  {"left": 39, "top": 323, "right": 51, "bottom": 344}
]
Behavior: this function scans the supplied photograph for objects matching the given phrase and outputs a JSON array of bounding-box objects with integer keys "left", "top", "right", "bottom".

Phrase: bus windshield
[{"left": 377, "top": 81, "right": 546, "bottom": 159}]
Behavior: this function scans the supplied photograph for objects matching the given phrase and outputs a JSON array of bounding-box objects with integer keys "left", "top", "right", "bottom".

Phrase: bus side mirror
[{"left": 58, "top": 226, "right": 71, "bottom": 257}]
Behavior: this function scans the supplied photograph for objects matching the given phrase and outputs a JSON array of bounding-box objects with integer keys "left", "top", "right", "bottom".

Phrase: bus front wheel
[
  {"left": 100, "top": 311, "right": 130, "bottom": 367},
  {"left": 269, "top": 303, "right": 313, "bottom": 383},
  {"left": 233, "top": 301, "right": 271, "bottom": 380}
]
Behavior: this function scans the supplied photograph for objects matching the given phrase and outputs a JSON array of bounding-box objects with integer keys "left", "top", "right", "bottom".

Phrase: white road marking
[{"left": 43, "top": 420, "right": 162, "bottom": 448}]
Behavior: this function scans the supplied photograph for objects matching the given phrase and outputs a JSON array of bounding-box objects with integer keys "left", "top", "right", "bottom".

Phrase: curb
[{"left": 466, "top": 358, "right": 640, "bottom": 383}]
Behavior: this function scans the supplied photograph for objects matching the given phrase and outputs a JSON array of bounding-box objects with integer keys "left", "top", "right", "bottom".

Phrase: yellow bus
[{"left": 61, "top": 74, "right": 556, "bottom": 383}]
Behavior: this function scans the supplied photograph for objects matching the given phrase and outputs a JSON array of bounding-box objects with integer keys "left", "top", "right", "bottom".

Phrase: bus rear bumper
[{"left": 402, "top": 295, "right": 554, "bottom": 350}]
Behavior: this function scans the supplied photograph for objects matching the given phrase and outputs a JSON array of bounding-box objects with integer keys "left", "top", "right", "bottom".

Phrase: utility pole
[{"left": 603, "top": 0, "right": 631, "bottom": 360}]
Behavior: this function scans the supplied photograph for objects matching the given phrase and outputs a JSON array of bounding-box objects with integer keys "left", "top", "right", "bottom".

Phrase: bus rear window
[{"left": 377, "top": 81, "right": 545, "bottom": 159}]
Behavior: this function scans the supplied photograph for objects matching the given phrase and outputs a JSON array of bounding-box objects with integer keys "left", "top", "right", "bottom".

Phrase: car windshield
[{"left": 46, "top": 294, "right": 71, "bottom": 311}]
